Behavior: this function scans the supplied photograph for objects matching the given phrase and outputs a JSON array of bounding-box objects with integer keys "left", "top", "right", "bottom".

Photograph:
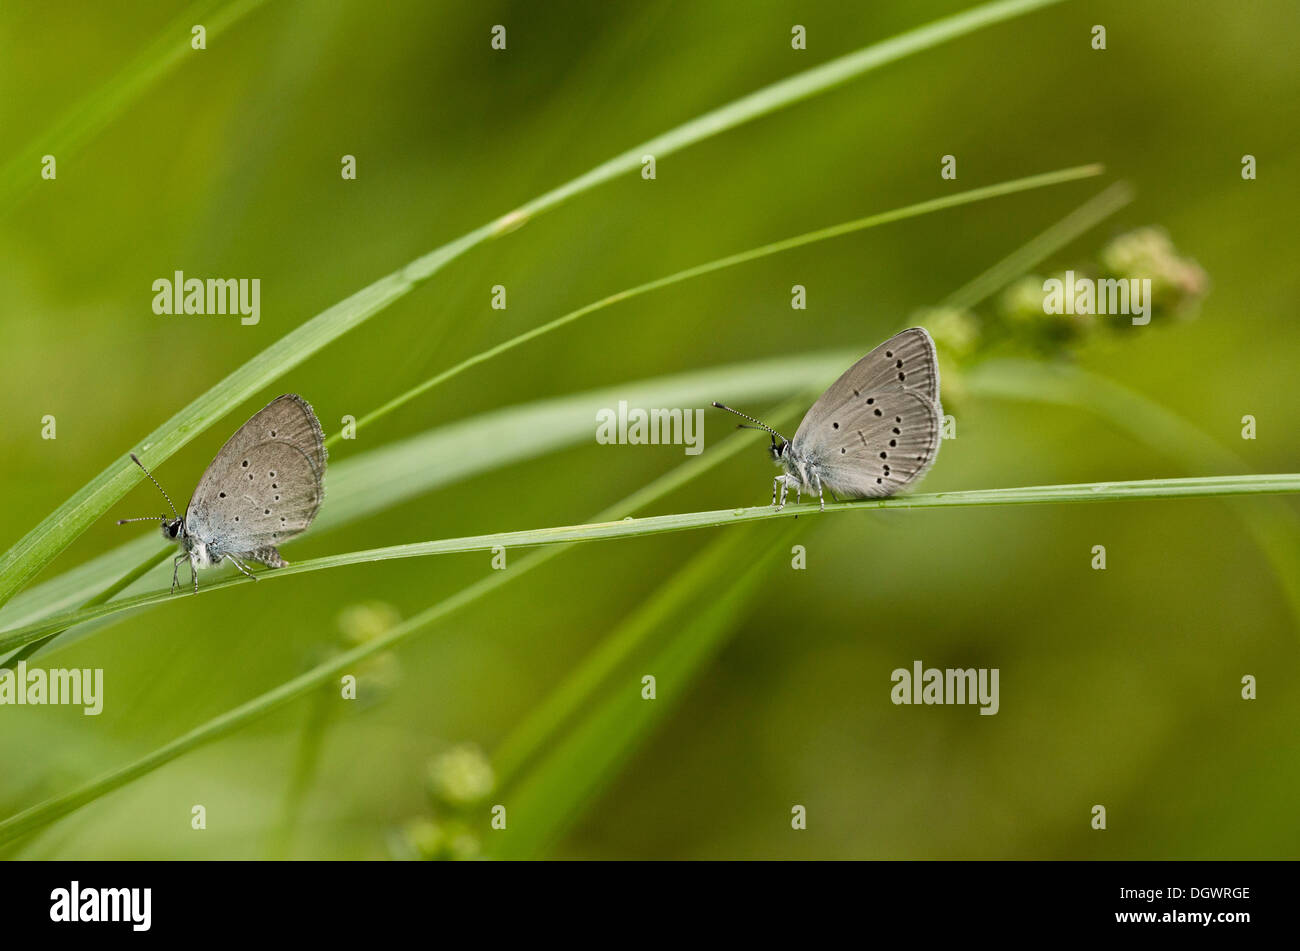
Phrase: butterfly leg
[
  {"left": 814, "top": 475, "right": 825, "bottom": 512},
  {"left": 774, "top": 476, "right": 790, "bottom": 511},
  {"left": 171, "top": 554, "right": 185, "bottom": 595},
  {"left": 772, "top": 476, "right": 781, "bottom": 506},
  {"left": 191, "top": 560, "right": 198, "bottom": 594},
  {"left": 226, "top": 554, "right": 259, "bottom": 582}
]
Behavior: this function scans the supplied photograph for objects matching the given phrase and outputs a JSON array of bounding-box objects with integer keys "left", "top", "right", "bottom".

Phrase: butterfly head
[
  {"left": 161, "top": 517, "right": 184, "bottom": 542},
  {"left": 768, "top": 434, "right": 789, "bottom": 463}
]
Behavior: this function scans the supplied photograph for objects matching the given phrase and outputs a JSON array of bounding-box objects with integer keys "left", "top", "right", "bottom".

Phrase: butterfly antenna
[
  {"left": 710, "top": 402, "right": 787, "bottom": 443},
  {"left": 125, "top": 452, "right": 179, "bottom": 520}
]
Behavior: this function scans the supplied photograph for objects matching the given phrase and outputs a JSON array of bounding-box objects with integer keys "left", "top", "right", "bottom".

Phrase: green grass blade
[
  {"left": 0, "top": 0, "right": 1069, "bottom": 610},
  {"left": 344, "top": 163, "right": 1103, "bottom": 442},
  {"left": 5, "top": 473, "right": 1295, "bottom": 655}
]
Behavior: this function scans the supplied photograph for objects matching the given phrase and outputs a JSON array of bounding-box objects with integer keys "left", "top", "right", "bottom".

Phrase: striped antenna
[
  {"left": 122, "top": 452, "right": 179, "bottom": 520},
  {"left": 710, "top": 402, "right": 787, "bottom": 443}
]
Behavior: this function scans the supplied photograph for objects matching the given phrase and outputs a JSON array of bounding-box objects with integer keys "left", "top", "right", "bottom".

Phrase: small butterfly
[
  {"left": 116, "top": 394, "right": 326, "bottom": 593},
  {"left": 714, "top": 328, "right": 941, "bottom": 510}
]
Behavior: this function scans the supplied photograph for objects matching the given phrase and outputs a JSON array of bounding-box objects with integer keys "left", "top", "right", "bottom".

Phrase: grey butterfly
[
  {"left": 713, "top": 328, "right": 941, "bottom": 511},
  {"left": 117, "top": 394, "right": 327, "bottom": 593}
]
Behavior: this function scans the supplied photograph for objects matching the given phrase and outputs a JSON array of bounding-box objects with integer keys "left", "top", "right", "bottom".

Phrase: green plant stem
[
  {"left": 3, "top": 473, "right": 1295, "bottom": 657},
  {"left": 335, "top": 162, "right": 1103, "bottom": 447}
]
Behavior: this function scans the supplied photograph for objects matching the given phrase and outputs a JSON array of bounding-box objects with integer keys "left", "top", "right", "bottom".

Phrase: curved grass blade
[
  {"left": 343, "top": 163, "right": 1104, "bottom": 443},
  {"left": 5, "top": 473, "right": 1296, "bottom": 656}
]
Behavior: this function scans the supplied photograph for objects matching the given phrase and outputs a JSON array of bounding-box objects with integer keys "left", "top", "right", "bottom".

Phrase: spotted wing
[
  {"left": 185, "top": 394, "right": 326, "bottom": 556},
  {"left": 793, "top": 387, "right": 941, "bottom": 498},
  {"left": 793, "top": 328, "right": 938, "bottom": 442}
]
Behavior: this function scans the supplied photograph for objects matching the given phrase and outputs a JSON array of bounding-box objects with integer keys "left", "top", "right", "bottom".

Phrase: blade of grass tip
[
  {"left": 0, "top": 0, "right": 267, "bottom": 216},
  {"left": 0, "top": 0, "right": 1071, "bottom": 610},
  {"left": 0, "top": 413, "right": 804, "bottom": 846},
  {"left": 6, "top": 473, "right": 1299, "bottom": 657},
  {"left": 943, "top": 180, "right": 1136, "bottom": 310},
  {"left": 342, "top": 163, "right": 1105, "bottom": 443},
  {"left": 487, "top": 524, "right": 801, "bottom": 860}
]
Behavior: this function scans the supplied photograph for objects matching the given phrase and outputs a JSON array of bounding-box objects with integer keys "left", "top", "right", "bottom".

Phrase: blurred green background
[{"left": 1, "top": 0, "right": 1297, "bottom": 859}]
